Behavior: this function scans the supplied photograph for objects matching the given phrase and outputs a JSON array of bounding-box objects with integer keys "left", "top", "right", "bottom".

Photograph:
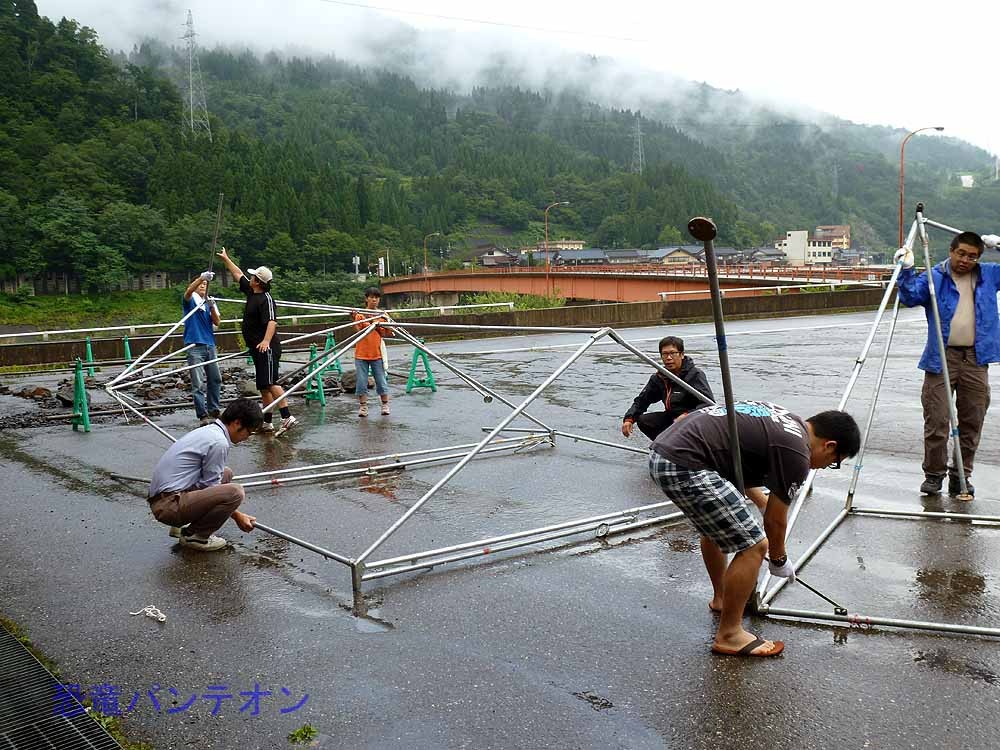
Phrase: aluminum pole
[
  {"left": 393, "top": 327, "right": 555, "bottom": 433},
  {"left": 688, "top": 216, "right": 744, "bottom": 493},
  {"left": 845, "top": 295, "right": 901, "bottom": 510},
  {"left": 253, "top": 522, "right": 352, "bottom": 566},
  {"left": 207, "top": 192, "right": 224, "bottom": 274},
  {"left": 916, "top": 204, "right": 969, "bottom": 498},
  {"left": 763, "top": 606, "right": 1000, "bottom": 638},
  {"left": 108, "top": 305, "right": 204, "bottom": 386},
  {"left": 607, "top": 331, "right": 716, "bottom": 407},
  {"left": 355, "top": 328, "right": 613, "bottom": 567}
]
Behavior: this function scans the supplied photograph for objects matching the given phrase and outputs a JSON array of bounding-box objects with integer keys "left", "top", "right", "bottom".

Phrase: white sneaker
[
  {"left": 258, "top": 421, "right": 275, "bottom": 433},
  {"left": 168, "top": 524, "right": 190, "bottom": 539},
  {"left": 381, "top": 403, "right": 390, "bottom": 416},
  {"left": 178, "top": 530, "right": 227, "bottom": 551},
  {"left": 274, "top": 415, "right": 298, "bottom": 437},
  {"left": 358, "top": 403, "right": 369, "bottom": 418}
]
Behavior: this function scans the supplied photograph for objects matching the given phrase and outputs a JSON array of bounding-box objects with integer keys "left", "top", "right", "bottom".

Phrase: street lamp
[
  {"left": 423, "top": 231, "right": 441, "bottom": 295},
  {"left": 544, "top": 201, "right": 569, "bottom": 297},
  {"left": 899, "top": 126, "right": 944, "bottom": 247},
  {"left": 423, "top": 232, "right": 441, "bottom": 275}
]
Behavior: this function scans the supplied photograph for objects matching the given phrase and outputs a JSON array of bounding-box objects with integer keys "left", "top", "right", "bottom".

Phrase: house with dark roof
[
  {"left": 604, "top": 248, "right": 645, "bottom": 264},
  {"left": 475, "top": 245, "right": 519, "bottom": 267},
  {"left": 558, "top": 248, "right": 608, "bottom": 266}
]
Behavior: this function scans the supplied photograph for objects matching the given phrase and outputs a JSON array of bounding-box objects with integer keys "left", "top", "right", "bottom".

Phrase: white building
[{"left": 775, "top": 230, "right": 835, "bottom": 266}]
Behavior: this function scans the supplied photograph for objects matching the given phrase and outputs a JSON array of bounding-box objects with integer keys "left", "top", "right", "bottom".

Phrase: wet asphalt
[{"left": 2, "top": 308, "right": 1000, "bottom": 749}]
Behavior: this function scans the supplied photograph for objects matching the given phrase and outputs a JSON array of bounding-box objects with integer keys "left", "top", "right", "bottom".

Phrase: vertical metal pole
[
  {"left": 688, "top": 217, "right": 744, "bottom": 494},
  {"left": 845, "top": 295, "right": 901, "bottom": 510},
  {"left": 207, "top": 192, "right": 224, "bottom": 274},
  {"left": 916, "top": 205, "right": 969, "bottom": 498},
  {"left": 355, "top": 329, "right": 613, "bottom": 567}
]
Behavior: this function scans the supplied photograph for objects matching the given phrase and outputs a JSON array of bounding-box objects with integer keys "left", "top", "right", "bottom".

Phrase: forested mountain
[{"left": 2, "top": 0, "right": 998, "bottom": 293}]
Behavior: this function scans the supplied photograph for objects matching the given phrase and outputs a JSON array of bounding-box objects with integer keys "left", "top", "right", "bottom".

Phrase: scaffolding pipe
[
  {"left": 382, "top": 322, "right": 603, "bottom": 334},
  {"left": 761, "top": 508, "right": 850, "bottom": 606},
  {"left": 366, "top": 499, "right": 678, "bottom": 570},
  {"left": 845, "top": 295, "right": 902, "bottom": 510},
  {"left": 355, "top": 328, "right": 612, "bottom": 568},
  {"left": 916, "top": 204, "right": 969, "bottom": 497},
  {"left": 393, "top": 327, "right": 554, "bottom": 433},
  {"left": 850, "top": 507, "right": 1000, "bottom": 524},
  {"left": 108, "top": 305, "right": 204, "bottom": 386},
  {"left": 607, "top": 331, "right": 716, "bottom": 407},
  {"left": 763, "top": 606, "right": 1000, "bottom": 638},
  {"left": 253, "top": 522, "right": 353, "bottom": 566}
]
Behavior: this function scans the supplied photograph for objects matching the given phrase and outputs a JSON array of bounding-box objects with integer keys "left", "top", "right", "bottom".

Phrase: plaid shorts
[{"left": 648, "top": 451, "right": 765, "bottom": 554}]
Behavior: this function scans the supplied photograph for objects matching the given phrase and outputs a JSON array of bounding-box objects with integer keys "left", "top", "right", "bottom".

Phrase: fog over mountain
[{"left": 36, "top": 0, "right": 996, "bottom": 159}]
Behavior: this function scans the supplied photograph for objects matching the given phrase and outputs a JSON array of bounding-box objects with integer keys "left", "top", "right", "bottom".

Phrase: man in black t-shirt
[
  {"left": 216, "top": 247, "right": 298, "bottom": 437},
  {"left": 649, "top": 401, "right": 860, "bottom": 658}
]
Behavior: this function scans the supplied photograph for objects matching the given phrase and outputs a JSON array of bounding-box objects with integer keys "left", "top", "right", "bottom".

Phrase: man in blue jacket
[{"left": 895, "top": 231, "right": 1000, "bottom": 496}]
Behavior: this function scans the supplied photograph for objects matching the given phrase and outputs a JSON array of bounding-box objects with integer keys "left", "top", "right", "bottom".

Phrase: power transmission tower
[
  {"left": 181, "top": 10, "right": 212, "bottom": 141},
  {"left": 630, "top": 116, "right": 644, "bottom": 175}
]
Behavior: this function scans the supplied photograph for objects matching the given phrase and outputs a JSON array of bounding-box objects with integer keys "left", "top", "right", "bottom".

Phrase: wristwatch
[{"left": 770, "top": 555, "right": 788, "bottom": 566}]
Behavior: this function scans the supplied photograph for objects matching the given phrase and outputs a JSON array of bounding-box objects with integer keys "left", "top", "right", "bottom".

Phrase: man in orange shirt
[{"left": 352, "top": 287, "right": 393, "bottom": 417}]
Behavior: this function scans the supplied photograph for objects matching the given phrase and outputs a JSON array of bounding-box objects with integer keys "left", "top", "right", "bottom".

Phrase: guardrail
[{"left": 657, "top": 281, "right": 888, "bottom": 300}]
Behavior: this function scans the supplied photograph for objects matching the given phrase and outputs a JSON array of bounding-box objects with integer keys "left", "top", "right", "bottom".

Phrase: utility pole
[
  {"left": 181, "top": 10, "right": 212, "bottom": 142},
  {"left": 630, "top": 116, "right": 644, "bottom": 176}
]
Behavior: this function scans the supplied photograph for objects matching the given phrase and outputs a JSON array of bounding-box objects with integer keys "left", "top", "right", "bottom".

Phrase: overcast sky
[{"left": 36, "top": 0, "right": 999, "bottom": 159}]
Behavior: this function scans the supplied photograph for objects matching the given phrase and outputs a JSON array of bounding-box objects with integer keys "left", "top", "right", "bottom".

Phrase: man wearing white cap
[{"left": 216, "top": 247, "right": 298, "bottom": 437}]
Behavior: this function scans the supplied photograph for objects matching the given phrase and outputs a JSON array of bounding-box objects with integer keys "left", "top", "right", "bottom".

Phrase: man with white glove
[
  {"left": 893, "top": 247, "right": 914, "bottom": 269},
  {"left": 767, "top": 555, "right": 796, "bottom": 582},
  {"left": 896, "top": 231, "right": 1000, "bottom": 497},
  {"left": 183, "top": 272, "right": 223, "bottom": 426},
  {"left": 648, "top": 401, "right": 860, "bottom": 657}
]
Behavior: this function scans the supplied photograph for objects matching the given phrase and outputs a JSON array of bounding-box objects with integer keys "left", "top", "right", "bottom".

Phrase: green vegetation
[
  {"left": 2, "top": 0, "right": 999, "bottom": 303},
  {"left": 463, "top": 291, "right": 566, "bottom": 310},
  {"left": 86, "top": 709, "right": 153, "bottom": 750},
  {"left": 288, "top": 724, "right": 319, "bottom": 745},
  {"left": 0, "top": 613, "right": 59, "bottom": 675}
]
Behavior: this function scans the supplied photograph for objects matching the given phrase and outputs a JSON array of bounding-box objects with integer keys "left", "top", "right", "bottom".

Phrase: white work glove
[
  {"left": 893, "top": 247, "right": 914, "bottom": 269},
  {"left": 768, "top": 557, "right": 796, "bottom": 582},
  {"left": 200, "top": 271, "right": 215, "bottom": 281},
  {"left": 982, "top": 234, "right": 1000, "bottom": 250}
]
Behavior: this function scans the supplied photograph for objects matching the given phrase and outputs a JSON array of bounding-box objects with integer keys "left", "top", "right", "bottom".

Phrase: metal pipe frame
[
  {"left": 362, "top": 504, "right": 684, "bottom": 581},
  {"left": 392, "top": 327, "right": 554, "bottom": 433},
  {"left": 276, "top": 321, "right": 373, "bottom": 386},
  {"left": 550, "top": 429, "right": 650, "bottom": 456},
  {"left": 108, "top": 390, "right": 177, "bottom": 443},
  {"left": 607, "top": 330, "right": 716, "bottom": 407},
  {"left": 381, "top": 322, "right": 603, "bottom": 334},
  {"left": 238, "top": 437, "right": 551, "bottom": 489},
  {"left": 108, "top": 435, "right": 550, "bottom": 488},
  {"left": 253, "top": 522, "right": 353, "bottom": 566},
  {"left": 235, "top": 434, "right": 546, "bottom": 481},
  {"left": 262, "top": 323, "right": 374, "bottom": 415},
  {"left": 845, "top": 294, "right": 902, "bottom": 510},
  {"left": 108, "top": 304, "right": 204, "bottom": 386},
  {"left": 915, "top": 206, "right": 969, "bottom": 496},
  {"left": 850, "top": 507, "right": 1000, "bottom": 524},
  {"left": 762, "top": 606, "right": 1000, "bottom": 638},
  {"left": 757, "top": 255, "right": 907, "bottom": 594},
  {"left": 354, "top": 328, "right": 614, "bottom": 569}
]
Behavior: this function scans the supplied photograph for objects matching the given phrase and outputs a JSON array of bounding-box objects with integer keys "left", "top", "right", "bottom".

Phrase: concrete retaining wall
[{"left": 0, "top": 287, "right": 892, "bottom": 368}]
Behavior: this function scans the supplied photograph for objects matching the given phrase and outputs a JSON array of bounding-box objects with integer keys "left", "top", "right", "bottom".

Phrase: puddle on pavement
[
  {"left": 912, "top": 567, "right": 997, "bottom": 617},
  {"left": 912, "top": 647, "right": 1000, "bottom": 686}
]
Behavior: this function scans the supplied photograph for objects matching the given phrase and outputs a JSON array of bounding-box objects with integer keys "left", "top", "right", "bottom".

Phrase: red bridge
[{"left": 381, "top": 265, "right": 888, "bottom": 305}]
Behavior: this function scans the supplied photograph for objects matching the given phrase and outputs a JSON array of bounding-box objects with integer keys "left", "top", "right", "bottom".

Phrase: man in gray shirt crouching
[{"left": 147, "top": 399, "right": 263, "bottom": 551}]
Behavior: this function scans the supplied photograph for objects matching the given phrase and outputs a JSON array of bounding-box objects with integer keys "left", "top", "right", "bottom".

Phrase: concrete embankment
[{"left": 0, "top": 286, "right": 891, "bottom": 367}]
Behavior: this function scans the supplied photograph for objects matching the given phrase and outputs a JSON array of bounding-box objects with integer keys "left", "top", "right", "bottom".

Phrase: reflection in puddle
[
  {"left": 913, "top": 567, "right": 991, "bottom": 615},
  {"left": 912, "top": 648, "right": 1000, "bottom": 685}
]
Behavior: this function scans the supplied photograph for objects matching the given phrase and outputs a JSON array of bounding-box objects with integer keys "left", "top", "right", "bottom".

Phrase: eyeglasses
[
  {"left": 951, "top": 251, "right": 980, "bottom": 263},
  {"left": 661, "top": 350, "right": 682, "bottom": 358}
]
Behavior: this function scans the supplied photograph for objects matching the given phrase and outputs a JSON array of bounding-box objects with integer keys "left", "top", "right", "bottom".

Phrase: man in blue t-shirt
[{"left": 183, "top": 272, "right": 222, "bottom": 425}]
